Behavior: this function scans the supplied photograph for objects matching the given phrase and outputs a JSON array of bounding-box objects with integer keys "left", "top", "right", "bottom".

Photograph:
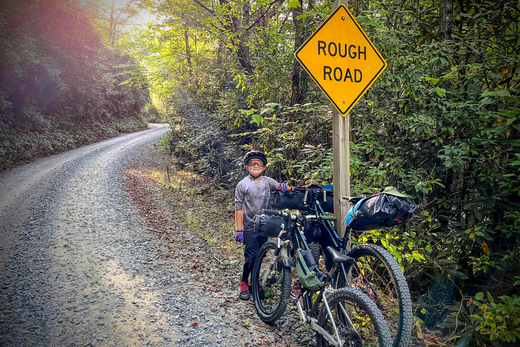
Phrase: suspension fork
[{"left": 261, "top": 239, "right": 290, "bottom": 288}]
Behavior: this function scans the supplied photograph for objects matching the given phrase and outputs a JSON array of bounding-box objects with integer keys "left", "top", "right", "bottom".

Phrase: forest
[
  {"left": 1, "top": 0, "right": 519, "bottom": 345},
  {"left": 0, "top": 0, "right": 159, "bottom": 171}
]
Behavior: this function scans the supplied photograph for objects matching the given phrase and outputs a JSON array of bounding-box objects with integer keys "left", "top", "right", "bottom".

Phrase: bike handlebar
[{"left": 262, "top": 209, "right": 285, "bottom": 216}]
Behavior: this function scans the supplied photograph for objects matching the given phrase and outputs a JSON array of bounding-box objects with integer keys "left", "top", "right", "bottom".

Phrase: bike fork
[{"left": 261, "top": 240, "right": 290, "bottom": 288}]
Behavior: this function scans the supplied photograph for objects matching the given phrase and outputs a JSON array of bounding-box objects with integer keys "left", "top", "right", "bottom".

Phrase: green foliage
[
  {"left": 165, "top": 103, "right": 244, "bottom": 186},
  {"left": 234, "top": 102, "right": 333, "bottom": 184},
  {"left": 437, "top": 292, "right": 520, "bottom": 346},
  {"left": 472, "top": 292, "right": 520, "bottom": 344}
]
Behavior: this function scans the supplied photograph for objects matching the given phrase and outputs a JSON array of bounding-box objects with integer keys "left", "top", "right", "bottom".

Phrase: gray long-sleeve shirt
[{"left": 235, "top": 176, "right": 278, "bottom": 230}]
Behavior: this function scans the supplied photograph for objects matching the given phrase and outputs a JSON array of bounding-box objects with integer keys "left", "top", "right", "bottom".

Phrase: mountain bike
[
  {"left": 252, "top": 209, "right": 392, "bottom": 347},
  {"left": 267, "top": 185, "right": 413, "bottom": 347}
]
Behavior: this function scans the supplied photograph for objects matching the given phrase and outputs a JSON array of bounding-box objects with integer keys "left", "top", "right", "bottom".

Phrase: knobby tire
[
  {"left": 316, "top": 287, "right": 392, "bottom": 347},
  {"left": 251, "top": 241, "right": 292, "bottom": 323},
  {"left": 339, "top": 243, "right": 413, "bottom": 347}
]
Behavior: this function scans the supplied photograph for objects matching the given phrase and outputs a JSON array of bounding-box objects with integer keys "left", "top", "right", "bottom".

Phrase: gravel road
[
  {"left": 0, "top": 125, "right": 177, "bottom": 346},
  {"left": 0, "top": 125, "right": 314, "bottom": 347}
]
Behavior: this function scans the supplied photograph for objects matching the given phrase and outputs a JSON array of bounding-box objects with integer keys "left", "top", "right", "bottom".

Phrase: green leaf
[
  {"left": 496, "top": 90, "right": 511, "bottom": 98},
  {"left": 288, "top": 0, "right": 301, "bottom": 8},
  {"left": 425, "top": 77, "right": 439, "bottom": 85},
  {"left": 435, "top": 87, "right": 446, "bottom": 97},
  {"left": 451, "top": 270, "right": 469, "bottom": 280},
  {"left": 470, "top": 315, "right": 484, "bottom": 321},
  {"left": 251, "top": 114, "right": 263, "bottom": 125},
  {"left": 412, "top": 251, "right": 425, "bottom": 262},
  {"left": 487, "top": 292, "right": 494, "bottom": 304},
  {"left": 473, "top": 208, "right": 483, "bottom": 222},
  {"left": 475, "top": 292, "right": 484, "bottom": 300},
  {"left": 356, "top": 16, "right": 376, "bottom": 25},
  {"left": 260, "top": 107, "right": 274, "bottom": 115}
]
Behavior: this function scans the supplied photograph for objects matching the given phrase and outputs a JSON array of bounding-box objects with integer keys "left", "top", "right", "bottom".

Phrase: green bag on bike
[{"left": 295, "top": 248, "right": 325, "bottom": 291}]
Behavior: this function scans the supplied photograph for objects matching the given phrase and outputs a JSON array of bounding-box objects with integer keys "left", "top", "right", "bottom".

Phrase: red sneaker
[{"left": 239, "top": 281, "right": 250, "bottom": 300}]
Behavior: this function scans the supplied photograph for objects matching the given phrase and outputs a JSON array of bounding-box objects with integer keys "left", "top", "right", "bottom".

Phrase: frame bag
[{"left": 295, "top": 248, "right": 325, "bottom": 291}]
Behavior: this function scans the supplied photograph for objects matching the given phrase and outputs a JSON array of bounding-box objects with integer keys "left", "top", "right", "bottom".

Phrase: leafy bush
[{"left": 472, "top": 292, "right": 520, "bottom": 344}]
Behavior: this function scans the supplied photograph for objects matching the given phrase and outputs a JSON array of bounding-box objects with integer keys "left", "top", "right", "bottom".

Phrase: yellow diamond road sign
[{"left": 295, "top": 4, "right": 387, "bottom": 115}]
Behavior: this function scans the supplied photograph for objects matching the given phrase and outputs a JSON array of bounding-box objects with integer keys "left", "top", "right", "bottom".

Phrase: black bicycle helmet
[{"left": 243, "top": 151, "right": 267, "bottom": 167}]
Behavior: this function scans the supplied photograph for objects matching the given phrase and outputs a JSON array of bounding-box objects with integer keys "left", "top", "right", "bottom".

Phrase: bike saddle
[{"left": 327, "top": 246, "right": 355, "bottom": 265}]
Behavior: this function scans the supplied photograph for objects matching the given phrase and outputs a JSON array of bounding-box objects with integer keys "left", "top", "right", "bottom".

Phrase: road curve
[
  {"left": 0, "top": 125, "right": 181, "bottom": 346},
  {"left": 0, "top": 125, "right": 170, "bottom": 272}
]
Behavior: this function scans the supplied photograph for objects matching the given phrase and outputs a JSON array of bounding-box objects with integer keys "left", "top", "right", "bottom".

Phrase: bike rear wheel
[
  {"left": 338, "top": 243, "right": 413, "bottom": 347},
  {"left": 251, "top": 241, "right": 292, "bottom": 323},
  {"left": 316, "top": 287, "right": 392, "bottom": 347}
]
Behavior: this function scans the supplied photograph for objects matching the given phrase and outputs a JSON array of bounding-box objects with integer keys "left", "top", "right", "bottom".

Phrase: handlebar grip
[
  {"left": 321, "top": 215, "right": 337, "bottom": 221},
  {"left": 262, "top": 209, "right": 283, "bottom": 216}
]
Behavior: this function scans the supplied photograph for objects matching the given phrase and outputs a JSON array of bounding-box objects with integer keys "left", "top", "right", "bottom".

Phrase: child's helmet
[{"left": 243, "top": 151, "right": 267, "bottom": 166}]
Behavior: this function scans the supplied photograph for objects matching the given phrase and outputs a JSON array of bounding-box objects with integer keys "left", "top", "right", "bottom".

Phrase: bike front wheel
[
  {"left": 251, "top": 240, "right": 292, "bottom": 323},
  {"left": 338, "top": 243, "right": 413, "bottom": 347},
  {"left": 316, "top": 287, "right": 392, "bottom": 347}
]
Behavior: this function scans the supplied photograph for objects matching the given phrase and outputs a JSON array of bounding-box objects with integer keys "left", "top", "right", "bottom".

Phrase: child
[{"left": 235, "top": 148, "right": 287, "bottom": 300}]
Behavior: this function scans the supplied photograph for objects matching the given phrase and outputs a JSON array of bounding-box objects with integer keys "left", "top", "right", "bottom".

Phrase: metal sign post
[
  {"left": 332, "top": 0, "right": 350, "bottom": 239},
  {"left": 332, "top": 105, "right": 350, "bottom": 238},
  {"left": 294, "top": 0, "right": 387, "bottom": 239}
]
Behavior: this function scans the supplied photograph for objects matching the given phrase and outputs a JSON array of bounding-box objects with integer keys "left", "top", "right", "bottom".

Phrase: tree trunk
[
  {"left": 195, "top": 0, "right": 254, "bottom": 74},
  {"left": 439, "top": 0, "right": 453, "bottom": 41},
  {"left": 291, "top": 4, "right": 304, "bottom": 105},
  {"left": 109, "top": 2, "right": 115, "bottom": 46},
  {"left": 184, "top": 28, "right": 193, "bottom": 75},
  {"left": 238, "top": 1, "right": 254, "bottom": 74}
]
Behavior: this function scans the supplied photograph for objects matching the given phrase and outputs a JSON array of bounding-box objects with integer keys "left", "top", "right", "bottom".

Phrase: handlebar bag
[
  {"left": 270, "top": 184, "right": 334, "bottom": 213},
  {"left": 319, "top": 189, "right": 334, "bottom": 213},
  {"left": 270, "top": 188, "right": 309, "bottom": 211},
  {"left": 347, "top": 191, "right": 417, "bottom": 231},
  {"left": 254, "top": 214, "right": 295, "bottom": 237},
  {"left": 301, "top": 184, "right": 334, "bottom": 213},
  {"left": 295, "top": 248, "right": 325, "bottom": 291}
]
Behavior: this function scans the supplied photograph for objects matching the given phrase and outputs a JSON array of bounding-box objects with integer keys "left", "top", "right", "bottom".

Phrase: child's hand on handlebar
[{"left": 277, "top": 183, "right": 289, "bottom": 192}]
